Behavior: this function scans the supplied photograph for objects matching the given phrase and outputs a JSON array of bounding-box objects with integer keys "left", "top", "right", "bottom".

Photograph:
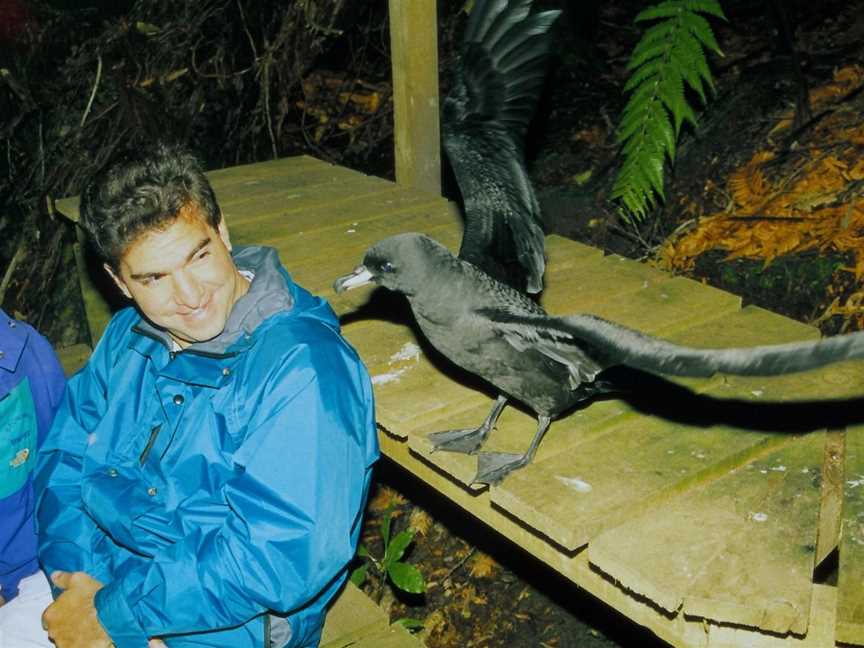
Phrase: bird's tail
[
  {"left": 562, "top": 314, "right": 864, "bottom": 378},
  {"left": 459, "top": 0, "right": 561, "bottom": 140}
]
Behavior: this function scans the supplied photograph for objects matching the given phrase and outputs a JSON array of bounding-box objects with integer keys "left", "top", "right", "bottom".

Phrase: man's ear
[
  {"left": 217, "top": 214, "right": 232, "bottom": 252},
  {"left": 104, "top": 263, "right": 132, "bottom": 299}
]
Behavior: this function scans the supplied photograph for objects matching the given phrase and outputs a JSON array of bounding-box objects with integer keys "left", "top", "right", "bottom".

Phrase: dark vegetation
[{"left": 3, "top": 0, "right": 864, "bottom": 645}]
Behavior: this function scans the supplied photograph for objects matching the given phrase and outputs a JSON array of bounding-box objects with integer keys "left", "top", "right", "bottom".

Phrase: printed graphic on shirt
[{"left": 0, "top": 377, "right": 37, "bottom": 499}]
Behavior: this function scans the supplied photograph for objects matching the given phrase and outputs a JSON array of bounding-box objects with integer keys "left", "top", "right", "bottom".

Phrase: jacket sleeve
[
  {"left": 94, "top": 340, "right": 377, "bottom": 647},
  {"left": 34, "top": 322, "right": 118, "bottom": 584}
]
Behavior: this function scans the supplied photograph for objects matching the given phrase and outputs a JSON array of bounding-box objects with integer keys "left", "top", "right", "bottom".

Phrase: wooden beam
[
  {"left": 837, "top": 424, "right": 864, "bottom": 644},
  {"left": 388, "top": 0, "right": 441, "bottom": 196}
]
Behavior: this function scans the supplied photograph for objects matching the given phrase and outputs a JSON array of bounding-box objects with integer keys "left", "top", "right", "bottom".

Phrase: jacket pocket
[{"left": 0, "top": 378, "right": 37, "bottom": 499}]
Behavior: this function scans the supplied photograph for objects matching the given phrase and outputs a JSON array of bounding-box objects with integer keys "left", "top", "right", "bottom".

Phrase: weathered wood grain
[
  {"left": 837, "top": 424, "right": 864, "bottom": 645},
  {"left": 589, "top": 432, "right": 825, "bottom": 635},
  {"left": 388, "top": 0, "right": 441, "bottom": 195}
]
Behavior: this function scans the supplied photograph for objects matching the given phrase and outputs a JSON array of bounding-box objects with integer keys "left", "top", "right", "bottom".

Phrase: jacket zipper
[{"left": 139, "top": 424, "right": 162, "bottom": 465}]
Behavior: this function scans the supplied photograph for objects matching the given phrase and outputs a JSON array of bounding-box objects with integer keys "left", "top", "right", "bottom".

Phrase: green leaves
[
  {"left": 611, "top": 0, "right": 726, "bottom": 220},
  {"left": 351, "top": 505, "right": 427, "bottom": 606},
  {"left": 387, "top": 561, "right": 426, "bottom": 594}
]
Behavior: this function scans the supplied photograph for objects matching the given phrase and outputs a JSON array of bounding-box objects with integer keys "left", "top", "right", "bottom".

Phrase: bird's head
[{"left": 333, "top": 233, "right": 454, "bottom": 297}]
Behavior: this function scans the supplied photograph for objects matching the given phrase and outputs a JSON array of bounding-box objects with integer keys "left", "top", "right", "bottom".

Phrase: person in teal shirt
[{"left": 0, "top": 310, "right": 65, "bottom": 647}]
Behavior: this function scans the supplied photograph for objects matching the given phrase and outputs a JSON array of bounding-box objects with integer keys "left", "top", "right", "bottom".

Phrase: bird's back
[{"left": 405, "top": 254, "right": 578, "bottom": 416}]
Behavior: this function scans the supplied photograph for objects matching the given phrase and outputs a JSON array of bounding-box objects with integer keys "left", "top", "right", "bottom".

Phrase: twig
[
  {"left": 728, "top": 214, "right": 806, "bottom": 222},
  {"left": 236, "top": 0, "right": 258, "bottom": 59},
  {"left": 0, "top": 237, "right": 26, "bottom": 306},
  {"left": 262, "top": 61, "right": 278, "bottom": 159},
  {"left": 38, "top": 117, "right": 44, "bottom": 189},
  {"left": 440, "top": 547, "right": 476, "bottom": 586},
  {"left": 81, "top": 55, "right": 103, "bottom": 128}
]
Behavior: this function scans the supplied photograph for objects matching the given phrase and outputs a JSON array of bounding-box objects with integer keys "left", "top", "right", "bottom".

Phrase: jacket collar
[
  {"left": 0, "top": 308, "right": 28, "bottom": 374},
  {"left": 130, "top": 245, "right": 294, "bottom": 358}
]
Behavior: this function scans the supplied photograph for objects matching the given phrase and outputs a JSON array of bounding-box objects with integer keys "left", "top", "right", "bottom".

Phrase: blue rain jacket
[
  {"left": 35, "top": 247, "right": 379, "bottom": 648},
  {"left": 0, "top": 310, "right": 65, "bottom": 602}
]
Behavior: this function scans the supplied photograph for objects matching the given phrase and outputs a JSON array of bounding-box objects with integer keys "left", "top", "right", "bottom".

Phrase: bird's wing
[
  {"left": 443, "top": 0, "right": 560, "bottom": 294},
  {"left": 479, "top": 308, "right": 609, "bottom": 389},
  {"left": 445, "top": 127, "right": 546, "bottom": 293},
  {"left": 483, "top": 310, "right": 864, "bottom": 379},
  {"left": 451, "top": 0, "right": 561, "bottom": 137}
]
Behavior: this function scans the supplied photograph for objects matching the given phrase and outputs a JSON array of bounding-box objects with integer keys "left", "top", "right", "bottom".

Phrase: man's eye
[{"left": 196, "top": 250, "right": 210, "bottom": 261}]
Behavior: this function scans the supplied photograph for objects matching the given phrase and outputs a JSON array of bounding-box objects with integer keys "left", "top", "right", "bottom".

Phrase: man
[
  {"left": 34, "top": 143, "right": 379, "bottom": 648},
  {"left": 0, "top": 310, "right": 65, "bottom": 648}
]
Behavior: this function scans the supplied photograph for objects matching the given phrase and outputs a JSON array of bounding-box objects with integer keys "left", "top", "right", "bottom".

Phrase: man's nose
[{"left": 172, "top": 271, "right": 204, "bottom": 308}]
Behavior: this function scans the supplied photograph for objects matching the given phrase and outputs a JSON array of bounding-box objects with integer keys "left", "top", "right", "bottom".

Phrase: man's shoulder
[
  {"left": 252, "top": 306, "right": 343, "bottom": 356},
  {"left": 88, "top": 307, "right": 140, "bottom": 358},
  {"left": 103, "top": 307, "right": 139, "bottom": 337},
  {"left": 246, "top": 301, "right": 365, "bottom": 376}
]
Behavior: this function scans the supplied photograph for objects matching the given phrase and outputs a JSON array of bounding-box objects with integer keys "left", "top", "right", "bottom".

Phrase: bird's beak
[{"left": 333, "top": 265, "right": 374, "bottom": 293}]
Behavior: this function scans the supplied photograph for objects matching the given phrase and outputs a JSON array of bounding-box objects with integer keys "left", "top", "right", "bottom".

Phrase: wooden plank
[
  {"left": 837, "top": 424, "right": 864, "bottom": 645},
  {"left": 388, "top": 0, "right": 441, "bottom": 195},
  {"left": 216, "top": 167, "right": 404, "bottom": 223},
  {"left": 541, "top": 252, "right": 676, "bottom": 314},
  {"left": 705, "top": 583, "right": 837, "bottom": 648},
  {"left": 589, "top": 432, "right": 825, "bottom": 636},
  {"left": 73, "top": 236, "right": 116, "bottom": 344},
  {"left": 815, "top": 428, "right": 845, "bottom": 566},
  {"left": 224, "top": 182, "right": 434, "bottom": 231},
  {"left": 379, "top": 433, "right": 839, "bottom": 647},
  {"left": 320, "top": 582, "right": 424, "bottom": 648},
  {"left": 56, "top": 343, "right": 92, "bottom": 377},
  {"left": 235, "top": 202, "right": 462, "bottom": 271},
  {"left": 206, "top": 154, "right": 325, "bottom": 189}
]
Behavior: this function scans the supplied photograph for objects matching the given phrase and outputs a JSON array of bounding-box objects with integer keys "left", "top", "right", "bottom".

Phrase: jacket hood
[{"left": 134, "top": 245, "right": 296, "bottom": 355}]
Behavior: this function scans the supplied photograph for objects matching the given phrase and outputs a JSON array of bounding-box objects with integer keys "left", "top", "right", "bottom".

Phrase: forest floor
[{"left": 355, "top": 1, "right": 864, "bottom": 647}]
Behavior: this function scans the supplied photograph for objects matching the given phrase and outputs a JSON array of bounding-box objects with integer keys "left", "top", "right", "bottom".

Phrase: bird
[
  {"left": 441, "top": 0, "right": 560, "bottom": 294},
  {"left": 334, "top": 233, "right": 864, "bottom": 484}
]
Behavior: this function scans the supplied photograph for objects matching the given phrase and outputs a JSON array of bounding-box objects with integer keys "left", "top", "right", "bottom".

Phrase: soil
[{"left": 354, "top": 1, "right": 864, "bottom": 647}]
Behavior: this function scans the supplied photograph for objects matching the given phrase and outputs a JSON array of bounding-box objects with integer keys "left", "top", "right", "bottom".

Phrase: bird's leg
[
  {"left": 427, "top": 395, "right": 508, "bottom": 454},
  {"left": 473, "top": 415, "right": 552, "bottom": 485}
]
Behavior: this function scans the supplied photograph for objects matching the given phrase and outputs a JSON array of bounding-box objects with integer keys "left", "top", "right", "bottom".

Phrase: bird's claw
[
  {"left": 428, "top": 428, "right": 486, "bottom": 454},
  {"left": 472, "top": 452, "right": 527, "bottom": 485}
]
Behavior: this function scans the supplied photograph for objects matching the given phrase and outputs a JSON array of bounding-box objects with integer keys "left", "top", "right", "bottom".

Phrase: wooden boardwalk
[{"left": 56, "top": 156, "right": 864, "bottom": 648}]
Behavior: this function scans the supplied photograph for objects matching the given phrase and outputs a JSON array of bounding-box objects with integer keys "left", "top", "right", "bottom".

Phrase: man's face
[{"left": 107, "top": 203, "right": 249, "bottom": 349}]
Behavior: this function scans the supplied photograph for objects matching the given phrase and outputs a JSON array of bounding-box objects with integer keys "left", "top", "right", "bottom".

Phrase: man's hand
[{"left": 42, "top": 571, "right": 112, "bottom": 648}]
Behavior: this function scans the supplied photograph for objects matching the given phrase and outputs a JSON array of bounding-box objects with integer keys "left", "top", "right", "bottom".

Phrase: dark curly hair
[{"left": 80, "top": 142, "right": 221, "bottom": 269}]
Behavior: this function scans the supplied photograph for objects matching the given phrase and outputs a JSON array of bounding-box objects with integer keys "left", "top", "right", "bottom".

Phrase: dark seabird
[
  {"left": 334, "top": 233, "right": 864, "bottom": 484},
  {"left": 443, "top": 0, "right": 560, "bottom": 293}
]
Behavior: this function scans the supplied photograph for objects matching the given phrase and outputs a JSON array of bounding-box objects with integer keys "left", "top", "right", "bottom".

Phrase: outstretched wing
[
  {"left": 480, "top": 308, "right": 610, "bottom": 389},
  {"left": 444, "top": 0, "right": 560, "bottom": 295},
  {"left": 483, "top": 309, "right": 864, "bottom": 381}
]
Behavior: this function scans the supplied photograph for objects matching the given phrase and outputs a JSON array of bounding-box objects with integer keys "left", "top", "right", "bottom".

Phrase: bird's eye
[{"left": 381, "top": 261, "right": 395, "bottom": 273}]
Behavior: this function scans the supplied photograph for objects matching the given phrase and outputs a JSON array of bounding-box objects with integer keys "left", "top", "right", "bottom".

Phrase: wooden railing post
[{"left": 388, "top": 0, "right": 441, "bottom": 196}]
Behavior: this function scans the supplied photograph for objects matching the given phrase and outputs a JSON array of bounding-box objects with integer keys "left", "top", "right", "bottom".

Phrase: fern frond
[{"left": 611, "top": 0, "right": 725, "bottom": 221}]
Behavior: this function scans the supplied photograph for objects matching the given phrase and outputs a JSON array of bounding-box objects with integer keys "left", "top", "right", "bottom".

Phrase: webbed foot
[
  {"left": 428, "top": 428, "right": 487, "bottom": 454},
  {"left": 472, "top": 452, "right": 529, "bottom": 485}
]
